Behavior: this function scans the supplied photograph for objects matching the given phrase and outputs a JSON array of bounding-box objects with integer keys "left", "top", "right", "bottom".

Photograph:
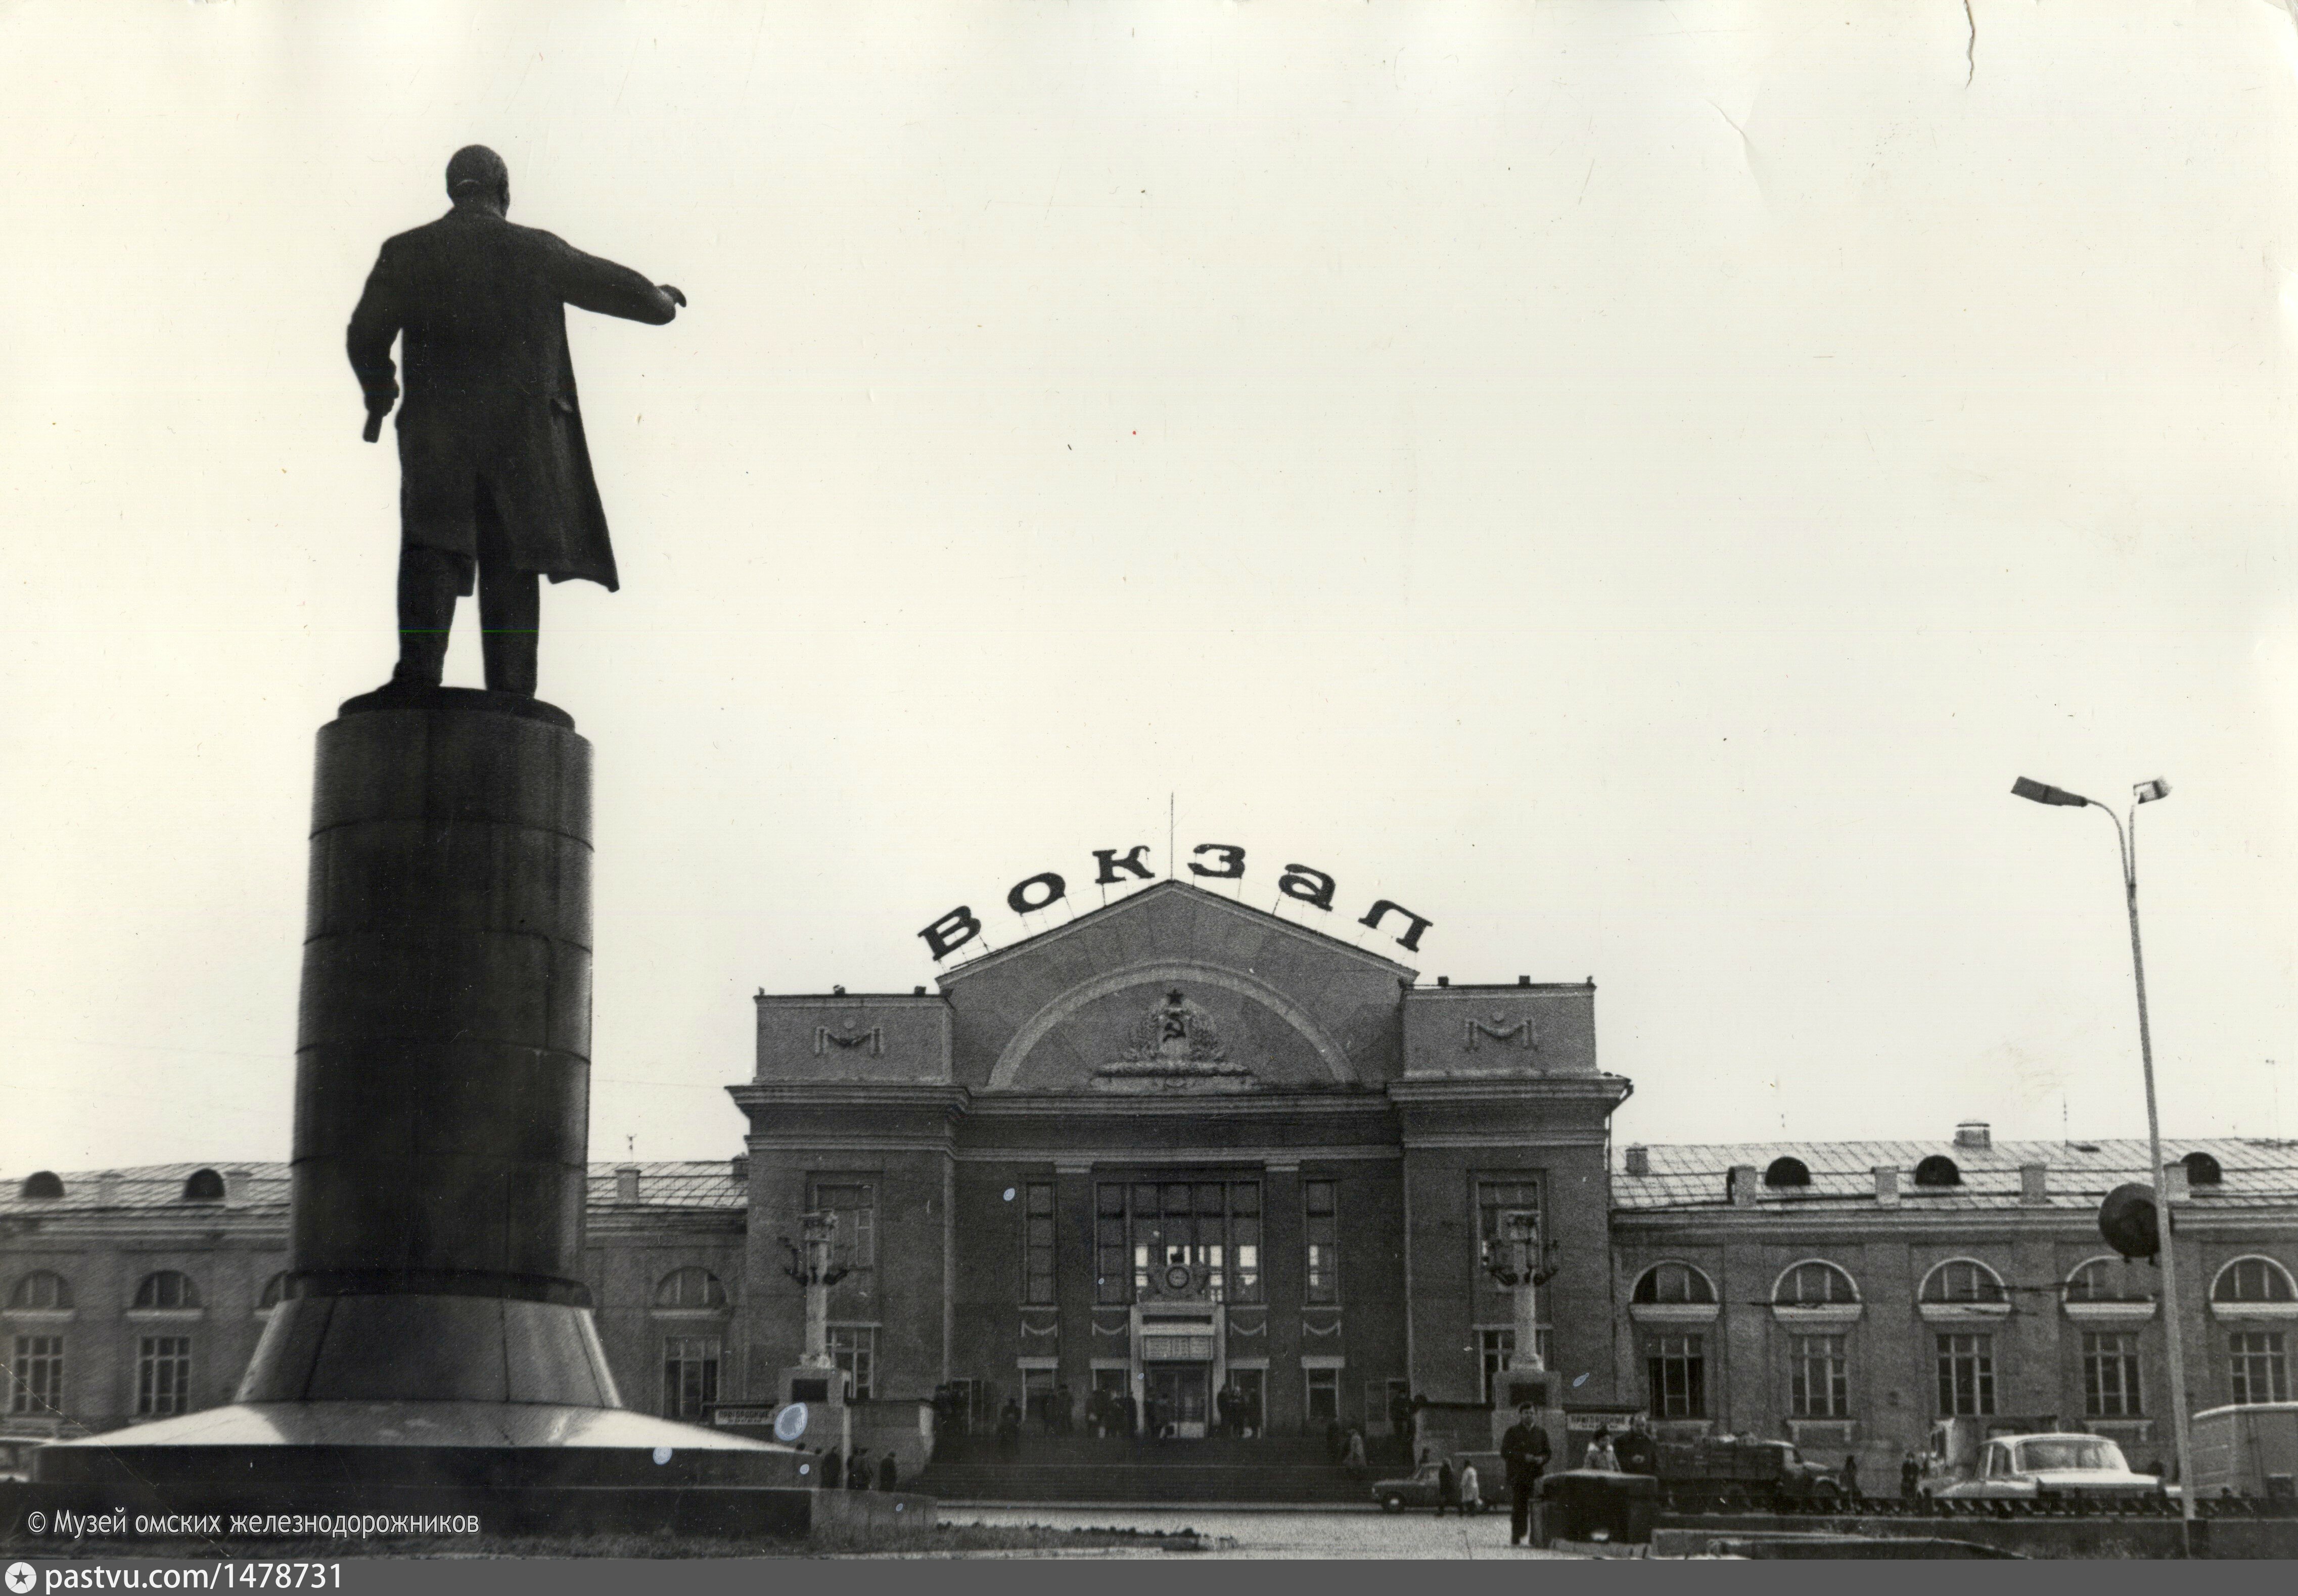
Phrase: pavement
[{"left": 942, "top": 1503, "right": 1589, "bottom": 1559}]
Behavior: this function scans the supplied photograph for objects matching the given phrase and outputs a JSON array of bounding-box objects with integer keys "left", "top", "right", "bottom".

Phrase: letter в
[{"left": 918, "top": 906, "right": 983, "bottom": 961}]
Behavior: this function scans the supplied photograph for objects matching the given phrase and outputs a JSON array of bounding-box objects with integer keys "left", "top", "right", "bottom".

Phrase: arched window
[
  {"left": 1912, "top": 1156, "right": 1961, "bottom": 1189},
  {"left": 1764, "top": 1157, "right": 1811, "bottom": 1189},
  {"left": 181, "top": 1169, "right": 225, "bottom": 1203},
  {"left": 19, "top": 1171, "right": 64, "bottom": 1200},
  {"left": 258, "top": 1273, "right": 291, "bottom": 1310},
  {"left": 132, "top": 1271, "right": 200, "bottom": 1310},
  {"left": 2065, "top": 1256, "right": 2152, "bottom": 1303},
  {"left": 2181, "top": 1152, "right": 2223, "bottom": 1187},
  {"left": 1774, "top": 1260, "right": 1859, "bottom": 1305},
  {"left": 2212, "top": 1257, "right": 2297, "bottom": 1305},
  {"left": 8, "top": 1271, "right": 71, "bottom": 1310},
  {"left": 1632, "top": 1262, "right": 1717, "bottom": 1305},
  {"left": 1921, "top": 1259, "right": 2005, "bottom": 1304},
  {"left": 653, "top": 1267, "right": 728, "bottom": 1310}
]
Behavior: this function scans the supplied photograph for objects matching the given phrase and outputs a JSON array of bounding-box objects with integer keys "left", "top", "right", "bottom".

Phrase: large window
[
  {"left": 2213, "top": 1257, "right": 2297, "bottom": 1306},
  {"left": 1790, "top": 1335, "right": 1848, "bottom": 1417},
  {"left": 2083, "top": 1332, "right": 2143, "bottom": 1418},
  {"left": 2228, "top": 1332, "right": 2288, "bottom": 1405},
  {"left": 1775, "top": 1262, "right": 1858, "bottom": 1306},
  {"left": 1095, "top": 1180, "right": 1261, "bottom": 1305},
  {"left": 1022, "top": 1181, "right": 1056, "bottom": 1306},
  {"left": 1477, "top": 1180, "right": 1541, "bottom": 1279},
  {"left": 1647, "top": 1335, "right": 1706, "bottom": 1419},
  {"left": 135, "top": 1336, "right": 192, "bottom": 1418},
  {"left": 653, "top": 1267, "right": 727, "bottom": 1309},
  {"left": 132, "top": 1272, "right": 199, "bottom": 1311},
  {"left": 2067, "top": 1257, "right": 2152, "bottom": 1303},
  {"left": 661, "top": 1336, "right": 720, "bottom": 1418},
  {"left": 808, "top": 1182, "right": 876, "bottom": 1272},
  {"left": 1922, "top": 1260, "right": 2006, "bottom": 1305},
  {"left": 828, "top": 1325, "right": 875, "bottom": 1401},
  {"left": 8, "top": 1272, "right": 70, "bottom": 1311},
  {"left": 9, "top": 1336, "right": 64, "bottom": 1417},
  {"left": 1632, "top": 1263, "right": 1716, "bottom": 1305},
  {"left": 1937, "top": 1334, "right": 1996, "bottom": 1416},
  {"left": 1304, "top": 1181, "right": 1340, "bottom": 1305}
]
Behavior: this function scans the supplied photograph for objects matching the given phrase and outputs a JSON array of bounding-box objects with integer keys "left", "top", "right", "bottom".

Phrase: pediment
[{"left": 938, "top": 882, "right": 1411, "bottom": 1091}]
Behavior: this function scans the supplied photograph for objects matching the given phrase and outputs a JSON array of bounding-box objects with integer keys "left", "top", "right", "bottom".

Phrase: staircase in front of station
[{"left": 915, "top": 1433, "right": 1403, "bottom": 1504}]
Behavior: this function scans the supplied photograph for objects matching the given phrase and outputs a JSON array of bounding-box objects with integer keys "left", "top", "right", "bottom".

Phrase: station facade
[{"left": 7, "top": 881, "right": 2296, "bottom": 1485}]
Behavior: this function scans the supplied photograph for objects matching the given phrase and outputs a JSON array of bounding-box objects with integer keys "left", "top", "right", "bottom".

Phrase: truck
[
  {"left": 1648, "top": 1435, "right": 1843, "bottom": 1511},
  {"left": 2190, "top": 1402, "right": 2298, "bottom": 1501}
]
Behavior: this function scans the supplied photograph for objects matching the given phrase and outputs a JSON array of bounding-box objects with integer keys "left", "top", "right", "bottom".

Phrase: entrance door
[{"left": 1148, "top": 1365, "right": 1210, "bottom": 1438}]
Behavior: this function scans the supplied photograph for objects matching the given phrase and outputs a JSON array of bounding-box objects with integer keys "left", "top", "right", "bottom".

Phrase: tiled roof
[
  {"left": 0, "top": 1161, "right": 748, "bottom": 1215},
  {"left": 1614, "top": 1137, "right": 2298, "bottom": 1212}
]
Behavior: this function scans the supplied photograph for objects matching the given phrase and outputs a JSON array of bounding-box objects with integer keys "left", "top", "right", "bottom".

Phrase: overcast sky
[{"left": 4, "top": 0, "right": 2295, "bottom": 1178}]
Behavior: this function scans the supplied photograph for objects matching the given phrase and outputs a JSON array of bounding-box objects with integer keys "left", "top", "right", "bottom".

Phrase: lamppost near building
[
  {"left": 1485, "top": 1210, "right": 1559, "bottom": 1378},
  {"left": 2011, "top": 774, "right": 2195, "bottom": 1547}
]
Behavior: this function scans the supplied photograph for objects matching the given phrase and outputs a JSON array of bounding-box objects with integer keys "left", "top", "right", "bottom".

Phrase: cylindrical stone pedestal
[{"left": 241, "top": 684, "right": 615, "bottom": 1406}]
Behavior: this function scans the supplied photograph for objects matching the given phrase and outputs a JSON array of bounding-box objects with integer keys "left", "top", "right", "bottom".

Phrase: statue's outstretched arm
[
  {"left": 551, "top": 235, "right": 683, "bottom": 325},
  {"left": 346, "top": 247, "right": 403, "bottom": 440}
]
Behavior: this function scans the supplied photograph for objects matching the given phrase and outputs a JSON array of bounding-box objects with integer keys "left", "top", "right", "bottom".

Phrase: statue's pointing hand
[{"left": 659, "top": 284, "right": 687, "bottom": 311}]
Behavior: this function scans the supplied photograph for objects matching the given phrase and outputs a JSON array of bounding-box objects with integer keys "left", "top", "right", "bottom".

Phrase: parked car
[
  {"left": 1371, "top": 1455, "right": 1493, "bottom": 1514},
  {"left": 1925, "top": 1433, "right": 2163, "bottom": 1501}
]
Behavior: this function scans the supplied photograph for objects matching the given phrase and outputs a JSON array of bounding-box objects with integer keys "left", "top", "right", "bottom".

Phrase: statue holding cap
[{"left": 346, "top": 146, "right": 686, "bottom": 695}]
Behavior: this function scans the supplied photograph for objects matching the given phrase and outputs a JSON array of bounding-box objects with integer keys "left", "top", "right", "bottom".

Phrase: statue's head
[{"left": 445, "top": 145, "right": 510, "bottom": 212}]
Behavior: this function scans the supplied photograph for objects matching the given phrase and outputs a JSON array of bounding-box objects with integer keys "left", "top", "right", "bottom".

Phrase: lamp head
[
  {"left": 2134, "top": 779, "right": 2170, "bottom": 805},
  {"left": 2011, "top": 777, "right": 2090, "bottom": 807}
]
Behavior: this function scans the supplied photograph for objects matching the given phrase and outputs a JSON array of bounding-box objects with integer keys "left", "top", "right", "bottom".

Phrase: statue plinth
[{"left": 29, "top": 686, "right": 814, "bottom": 1532}]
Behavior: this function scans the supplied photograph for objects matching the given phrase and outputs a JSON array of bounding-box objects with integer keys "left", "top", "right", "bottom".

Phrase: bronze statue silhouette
[{"left": 348, "top": 146, "right": 685, "bottom": 695}]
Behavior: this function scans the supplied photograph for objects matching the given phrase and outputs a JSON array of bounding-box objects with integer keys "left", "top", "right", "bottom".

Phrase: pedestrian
[
  {"left": 1055, "top": 1382, "right": 1074, "bottom": 1436},
  {"left": 1899, "top": 1449, "right": 1921, "bottom": 1501},
  {"left": 1345, "top": 1427, "right": 1367, "bottom": 1470},
  {"left": 1842, "top": 1453, "right": 1860, "bottom": 1501},
  {"left": 1122, "top": 1390, "right": 1140, "bottom": 1442},
  {"left": 1437, "top": 1455, "right": 1460, "bottom": 1518},
  {"left": 878, "top": 1452, "right": 899, "bottom": 1492},
  {"left": 824, "top": 1446, "right": 844, "bottom": 1489},
  {"left": 1459, "top": 1458, "right": 1483, "bottom": 1516},
  {"left": 998, "top": 1396, "right": 1023, "bottom": 1458},
  {"left": 1584, "top": 1426, "right": 1619, "bottom": 1472},
  {"left": 1501, "top": 1402, "right": 1552, "bottom": 1547},
  {"left": 848, "top": 1448, "right": 870, "bottom": 1490},
  {"left": 1614, "top": 1415, "right": 1657, "bottom": 1477}
]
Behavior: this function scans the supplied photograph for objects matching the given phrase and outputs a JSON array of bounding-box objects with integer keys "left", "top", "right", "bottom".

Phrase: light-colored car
[
  {"left": 1926, "top": 1433, "right": 2163, "bottom": 1501},
  {"left": 1371, "top": 1458, "right": 1492, "bottom": 1514}
]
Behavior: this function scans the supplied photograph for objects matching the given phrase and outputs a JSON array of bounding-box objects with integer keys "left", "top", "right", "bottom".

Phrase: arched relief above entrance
[{"left": 990, "top": 963, "right": 1356, "bottom": 1092}]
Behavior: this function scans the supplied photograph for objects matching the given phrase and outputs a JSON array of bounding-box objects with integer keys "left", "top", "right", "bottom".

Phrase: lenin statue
[{"left": 347, "top": 146, "right": 685, "bottom": 696}]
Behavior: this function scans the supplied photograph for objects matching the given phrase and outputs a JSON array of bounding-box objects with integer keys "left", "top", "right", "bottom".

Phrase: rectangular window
[
  {"left": 1478, "top": 1180, "right": 1542, "bottom": 1283},
  {"left": 1023, "top": 1365, "right": 1056, "bottom": 1427},
  {"left": 1304, "top": 1180, "right": 1340, "bottom": 1305},
  {"left": 826, "top": 1325, "right": 875, "bottom": 1402},
  {"left": 10, "top": 1336, "right": 64, "bottom": 1417},
  {"left": 1097, "top": 1179, "right": 1261, "bottom": 1305},
  {"left": 1305, "top": 1365, "right": 1340, "bottom": 1422},
  {"left": 661, "top": 1336, "right": 721, "bottom": 1419},
  {"left": 2229, "top": 1332, "right": 2289, "bottom": 1406},
  {"left": 1022, "top": 1180, "right": 1056, "bottom": 1305},
  {"left": 1481, "top": 1329, "right": 1515, "bottom": 1404},
  {"left": 135, "top": 1336, "right": 191, "bottom": 1419},
  {"left": 1790, "top": 1335, "right": 1849, "bottom": 1418},
  {"left": 1647, "top": 1334, "right": 1706, "bottom": 1419},
  {"left": 1937, "top": 1334, "right": 1996, "bottom": 1416},
  {"left": 2082, "top": 1332, "right": 2144, "bottom": 1418},
  {"left": 808, "top": 1180, "right": 876, "bottom": 1271}
]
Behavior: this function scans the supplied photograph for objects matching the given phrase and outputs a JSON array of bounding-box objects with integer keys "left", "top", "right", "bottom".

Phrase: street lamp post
[{"left": 2011, "top": 775, "right": 2195, "bottom": 1552}]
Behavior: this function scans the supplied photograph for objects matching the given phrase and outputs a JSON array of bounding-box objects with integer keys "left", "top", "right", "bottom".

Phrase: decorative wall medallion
[
  {"left": 1464, "top": 1014, "right": 1537, "bottom": 1053},
  {"left": 815, "top": 1023, "right": 884, "bottom": 1058},
  {"left": 1092, "top": 988, "right": 1256, "bottom": 1092}
]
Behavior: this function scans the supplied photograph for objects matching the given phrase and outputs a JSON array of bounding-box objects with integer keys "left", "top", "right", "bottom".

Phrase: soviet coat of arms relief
[{"left": 1090, "top": 987, "right": 1258, "bottom": 1093}]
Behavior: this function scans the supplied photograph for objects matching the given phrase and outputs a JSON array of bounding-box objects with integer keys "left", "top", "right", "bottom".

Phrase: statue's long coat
[{"left": 347, "top": 207, "right": 673, "bottom": 591}]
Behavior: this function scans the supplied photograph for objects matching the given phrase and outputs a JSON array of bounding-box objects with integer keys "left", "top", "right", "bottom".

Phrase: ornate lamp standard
[
  {"left": 2011, "top": 774, "right": 2194, "bottom": 1551},
  {"left": 780, "top": 1211, "right": 851, "bottom": 1378},
  {"left": 1484, "top": 1211, "right": 1559, "bottom": 1378}
]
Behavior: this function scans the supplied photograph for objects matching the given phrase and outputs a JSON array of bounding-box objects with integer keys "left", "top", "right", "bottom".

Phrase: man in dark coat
[
  {"left": 348, "top": 145, "right": 685, "bottom": 696},
  {"left": 1500, "top": 1403, "right": 1553, "bottom": 1547}
]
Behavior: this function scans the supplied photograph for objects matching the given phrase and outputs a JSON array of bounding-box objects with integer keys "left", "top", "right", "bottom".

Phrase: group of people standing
[{"left": 813, "top": 1446, "right": 899, "bottom": 1492}]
